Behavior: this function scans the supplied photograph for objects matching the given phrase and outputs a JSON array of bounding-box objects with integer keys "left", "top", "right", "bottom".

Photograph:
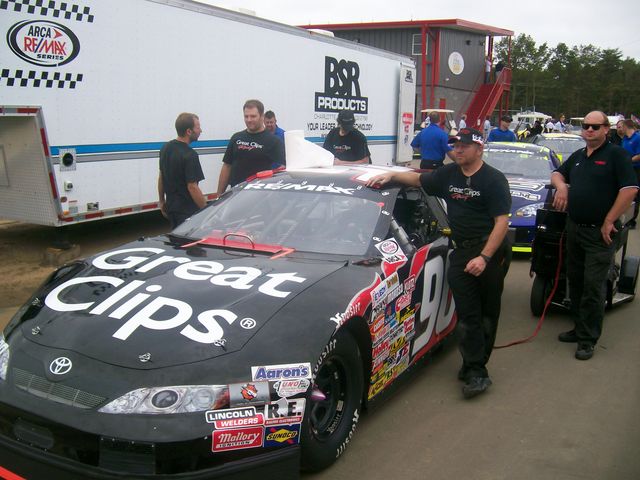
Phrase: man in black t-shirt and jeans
[
  {"left": 551, "top": 110, "right": 638, "bottom": 361},
  {"left": 158, "top": 112, "right": 206, "bottom": 228},
  {"left": 323, "top": 110, "right": 371, "bottom": 164},
  {"left": 217, "top": 99, "right": 285, "bottom": 194},
  {"left": 367, "top": 128, "right": 512, "bottom": 399}
]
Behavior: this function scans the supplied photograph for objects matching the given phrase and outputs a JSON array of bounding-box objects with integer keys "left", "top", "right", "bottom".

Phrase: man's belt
[{"left": 452, "top": 237, "right": 488, "bottom": 248}]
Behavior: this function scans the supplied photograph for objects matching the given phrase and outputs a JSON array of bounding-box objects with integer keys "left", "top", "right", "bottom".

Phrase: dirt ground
[{"left": 0, "top": 212, "right": 170, "bottom": 310}]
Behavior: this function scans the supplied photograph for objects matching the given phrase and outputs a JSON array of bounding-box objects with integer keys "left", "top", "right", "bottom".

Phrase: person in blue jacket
[
  {"left": 487, "top": 115, "right": 517, "bottom": 142},
  {"left": 411, "top": 111, "right": 454, "bottom": 169}
]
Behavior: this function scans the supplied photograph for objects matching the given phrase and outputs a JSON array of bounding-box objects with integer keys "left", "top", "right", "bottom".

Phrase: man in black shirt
[
  {"left": 551, "top": 111, "right": 638, "bottom": 360},
  {"left": 217, "top": 99, "right": 285, "bottom": 193},
  {"left": 158, "top": 112, "right": 206, "bottom": 228},
  {"left": 367, "top": 128, "right": 511, "bottom": 399},
  {"left": 323, "top": 110, "right": 370, "bottom": 164}
]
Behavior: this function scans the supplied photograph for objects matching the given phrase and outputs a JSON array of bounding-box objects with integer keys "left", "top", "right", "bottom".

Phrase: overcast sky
[{"left": 201, "top": 0, "right": 640, "bottom": 60}]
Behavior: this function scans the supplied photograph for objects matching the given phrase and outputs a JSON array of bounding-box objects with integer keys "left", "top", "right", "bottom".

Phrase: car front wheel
[{"left": 301, "top": 329, "right": 363, "bottom": 471}]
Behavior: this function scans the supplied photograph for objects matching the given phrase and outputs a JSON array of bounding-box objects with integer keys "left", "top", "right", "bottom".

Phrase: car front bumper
[{"left": 0, "top": 431, "right": 300, "bottom": 480}]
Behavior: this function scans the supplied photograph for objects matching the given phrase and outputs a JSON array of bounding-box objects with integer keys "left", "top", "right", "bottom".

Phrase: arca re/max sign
[{"left": 7, "top": 20, "right": 80, "bottom": 67}]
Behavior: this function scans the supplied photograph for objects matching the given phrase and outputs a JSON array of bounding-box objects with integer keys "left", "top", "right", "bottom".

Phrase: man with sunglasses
[{"left": 551, "top": 111, "right": 638, "bottom": 360}]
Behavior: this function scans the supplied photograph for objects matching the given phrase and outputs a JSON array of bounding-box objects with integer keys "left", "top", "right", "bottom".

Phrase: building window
[{"left": 412, "top": 33, "right": 426, "bottom": 56}]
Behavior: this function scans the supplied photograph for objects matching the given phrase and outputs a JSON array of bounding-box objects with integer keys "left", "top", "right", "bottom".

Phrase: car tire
[
  {"left": 530, "top": 274, "right": 552, "bottom": 317},
  {"left": 301, "top": 329, "right": 363, "bottom": 472}
]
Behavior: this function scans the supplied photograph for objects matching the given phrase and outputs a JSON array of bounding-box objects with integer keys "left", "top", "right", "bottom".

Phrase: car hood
[
  {"left": 506, "top": 176, "right": 548, "bottom": 212},
  {"left": 18, "top": 237, "right": 346, "bottom": 369}
]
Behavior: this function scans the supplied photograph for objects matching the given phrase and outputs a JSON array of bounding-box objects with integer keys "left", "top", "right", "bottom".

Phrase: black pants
[
  {"left": 566, "top": 219, "right": 616, "bottom": 345},
  {"left": 168, "top": 211, "right": 192, "bottom": 229},
  {"left": 448, "top": 241, "right": 511, "bottom": 379},
  {"left": 419, "top": 160, "right": 444, "bottom": 170}
]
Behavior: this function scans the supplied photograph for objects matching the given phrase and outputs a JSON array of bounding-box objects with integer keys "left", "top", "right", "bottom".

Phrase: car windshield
[
  {"left": 536, "top": 138, "right": 585, "bottom": 158},
  {"left": 173, "top": 188, "right": 383, "bottom": 256},
  {"left": 483, "top": 148, "right": 552, "bottom": 178}
]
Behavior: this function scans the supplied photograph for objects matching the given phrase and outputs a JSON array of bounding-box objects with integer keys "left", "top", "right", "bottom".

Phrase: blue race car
[{"left": 483, "top": 142, "right": 561, "bottom": 253}]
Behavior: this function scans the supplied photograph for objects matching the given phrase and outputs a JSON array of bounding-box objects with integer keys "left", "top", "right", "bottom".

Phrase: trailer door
[
  {"left": 0, "top": 114, "right": 59, "bottom": 225},
  {"left": 395, "top": 63, "right": 417, "bottom": 165}
]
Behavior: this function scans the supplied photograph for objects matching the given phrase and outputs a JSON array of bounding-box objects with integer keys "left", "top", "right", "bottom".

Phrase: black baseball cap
[
  {"left": 448, "top": 128, "right": 484, "bottom": 146},
  {"left": 337, "top": 110, "right": 355, "bottom": 130},
  {"left": 501, "top": 114, "right": 513, "bottom": 122}
]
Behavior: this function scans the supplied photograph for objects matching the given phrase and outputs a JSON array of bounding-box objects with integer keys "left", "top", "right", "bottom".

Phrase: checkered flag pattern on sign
[
  {"left": 0, "top": 0, "right": 94, "bottom": 23},
  {"left": 1, "top": 69, "right": 84, "bottom": 88}
]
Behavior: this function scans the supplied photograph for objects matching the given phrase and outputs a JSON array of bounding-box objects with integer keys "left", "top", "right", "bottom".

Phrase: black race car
[{"left": 0, "top": 165, "right": 457, "bottom": 479}]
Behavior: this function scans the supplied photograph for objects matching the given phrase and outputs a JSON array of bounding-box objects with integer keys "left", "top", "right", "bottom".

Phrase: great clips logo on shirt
[
  {"left": 236, "top": 140, "right": 264, "bottom": 151},
  {"left": 448, "top": 185, "right": 480, "bottom": 200}
]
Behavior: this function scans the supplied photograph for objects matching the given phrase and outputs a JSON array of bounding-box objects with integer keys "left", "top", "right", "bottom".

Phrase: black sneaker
[
  {"left": 462, "top": 376, "right": 492, "bottom": 399},
  {"left": 575, "top": 343, "right": 595, "bottom": 360},
  {"left": 558, "top": 329, "right": 578, "bottom": 343}
]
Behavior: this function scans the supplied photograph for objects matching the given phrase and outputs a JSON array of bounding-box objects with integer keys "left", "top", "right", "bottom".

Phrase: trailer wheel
[
  {"left": 301, "top": 329, "right": 363, "bottom": 472},
  {"left": 618, "top": 255, "right": 640, "bottom": 295},
  {"left": 530, "top": 275, "right": 552, "bottom": 317}
]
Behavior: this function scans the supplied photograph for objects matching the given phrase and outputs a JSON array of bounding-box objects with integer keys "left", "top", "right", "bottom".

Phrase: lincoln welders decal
[
  {"left": 315, "top": 56, "right": 369, "bottom": 113},
  {"left": 7, "top": 20, "right": 80, "bottom": 67}
]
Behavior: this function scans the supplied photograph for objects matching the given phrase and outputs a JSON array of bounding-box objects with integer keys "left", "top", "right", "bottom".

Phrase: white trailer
[{"left": 0, "top": 0, "right": 416, "bottom": 226}]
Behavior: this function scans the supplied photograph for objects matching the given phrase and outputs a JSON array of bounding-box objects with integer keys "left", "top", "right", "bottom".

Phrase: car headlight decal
[
  {"left": 99, "top": 385, "right": 228, "bottom": 414},
  {"left": 515, "top": 202, "right": 545, "bottom": 218},
  {"left": 0, "top": 336, "right": 10, "bottom": 381}
]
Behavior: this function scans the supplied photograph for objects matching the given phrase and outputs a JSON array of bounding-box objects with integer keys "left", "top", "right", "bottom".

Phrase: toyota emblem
[{"left": 49, "top": 357, "right": 72, "bottom": 375}]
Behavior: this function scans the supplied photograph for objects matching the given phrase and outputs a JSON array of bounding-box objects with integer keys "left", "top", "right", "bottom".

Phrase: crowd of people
[{"left": 158, "top": 100, "right": 371, "bottom": 228}]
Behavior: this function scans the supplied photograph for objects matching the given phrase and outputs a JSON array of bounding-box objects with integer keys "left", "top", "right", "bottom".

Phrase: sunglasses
[{"left": 581, "top": 123, "right": 606, "bottom": 131}]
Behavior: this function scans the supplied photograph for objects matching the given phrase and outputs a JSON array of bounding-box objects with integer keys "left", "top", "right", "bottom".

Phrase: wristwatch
[{"left": 480, "top": 254, "right": 492, "bottom": 264}]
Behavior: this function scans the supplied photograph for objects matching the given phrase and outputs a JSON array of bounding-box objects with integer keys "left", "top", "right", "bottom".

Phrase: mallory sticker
[{"left": 212, "top": 426, "right": 263, "bottom": 452}]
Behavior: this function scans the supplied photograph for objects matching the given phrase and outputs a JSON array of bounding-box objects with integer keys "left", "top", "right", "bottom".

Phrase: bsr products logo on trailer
[
  {"left": 315, "top": 56, "right": 368, "bottom": 114},
  {"left": 7, "top": 20, "right": 80, "bottom": 67}
]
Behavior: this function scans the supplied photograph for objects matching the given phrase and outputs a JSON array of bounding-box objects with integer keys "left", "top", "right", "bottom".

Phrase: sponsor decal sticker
[
  {"left": 263, "top": 398, "right": 306, "bottom": 426},
  {"left": 205, "top": 407, "right": 264, "bottom": 429},
  {"left": 7, "top": 20, "right": 80, "bottom": 67},
  {"left": 43, "top": 247, "right": 307, "bottom": 345},
  {"left": 510, "top": 190, "right": 541, "bottom": 201},
  {"left": 264, "top": 424, "right": 301, "bottom": 447},
  {"left": 229, "top": 381, "right": 270, "bottom": 407},
  {"left": 273, "top": 378, "right": 311, "bottom": 398},
  {"left": 252, "top": 363, "right": 311, "bottom": 381},
  {"left": 244, "top": 181, "right": 354, "bottom": 195},
  {"left": 212, "top": 426, "right": 263, "bottom": 452}
]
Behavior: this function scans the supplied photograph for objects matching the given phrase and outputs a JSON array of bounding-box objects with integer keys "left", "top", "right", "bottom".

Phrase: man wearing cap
[
  {"left": 411, "top": 111, "right": 454, "bottom": 170},
  {"left": 552, "top": 111, "right": 638, "bottom": 360},
  {"left": 323, "top": 110, "right": 371, "bottom": 164},
  {"left": 487, "top": 115, "right": 517, "bottom": 142},
  {"left": 366, "top": 128, "right": 512, "bottom": 399}
]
